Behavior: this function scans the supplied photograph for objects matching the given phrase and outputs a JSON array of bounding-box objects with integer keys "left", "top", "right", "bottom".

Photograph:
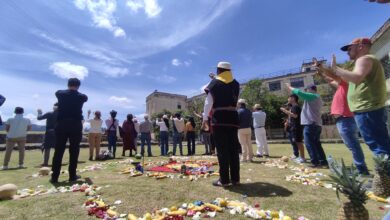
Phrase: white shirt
[
  {"left": 252, "top": 111, "right": 266, "bottom": 128},
  {"left": 134, "top": 122, "right": 140, "bottom": 133},
  {"left": 87, "top": 119, "right": 103, "bottom": 133},
  {"left": 203, "top": 92, "right": 214, "bottom": 121},
  {"left": 6, "top": 114, "right": 31, "bottom": 138},
  {"left": 156, "top": 120, "right": 168, "bottom": 132}
]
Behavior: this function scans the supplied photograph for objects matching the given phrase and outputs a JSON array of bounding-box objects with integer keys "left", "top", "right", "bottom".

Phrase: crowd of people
[{"left": 0, "top": 37, "right": 389, "bottom": 187}]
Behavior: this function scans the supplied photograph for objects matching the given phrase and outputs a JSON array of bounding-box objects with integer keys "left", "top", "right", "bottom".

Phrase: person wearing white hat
[
  {"left": 252, "top": 104, "right": 269, "bottom": 158},
  {"left": 203, "top": 61, "right": 240, "bottom": 187}
]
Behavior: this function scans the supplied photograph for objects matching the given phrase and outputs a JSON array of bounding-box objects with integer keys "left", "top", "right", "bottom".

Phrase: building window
[
  {"left": 304, "top": 67, "right": 311, "bottom": 72},
  {"left": 268, "top": 81, "right": 281, "bottom": 91},
  {"left": 290, "top": 77, "right": 304, "bottom": 88},
  {"left": 381, "top": 55, "right": 390, "bottom": 79},
  {"left": 177, "top": 103, "right": 182, "bottom": 109}
]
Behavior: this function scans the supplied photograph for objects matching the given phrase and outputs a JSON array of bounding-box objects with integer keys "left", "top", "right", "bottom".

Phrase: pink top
[{"left": 331, "top": 81, "right": 353, "bottom": 117}]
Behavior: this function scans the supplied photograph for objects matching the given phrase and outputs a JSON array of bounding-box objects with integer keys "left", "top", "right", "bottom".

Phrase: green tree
[{"left": 240, "top": 79, "right": 288, "bottom": 128}]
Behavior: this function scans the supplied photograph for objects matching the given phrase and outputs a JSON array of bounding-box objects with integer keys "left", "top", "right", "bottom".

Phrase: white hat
[
  {"left": 238, "top": 99, "right": 247, "bottom": 104},
  {"left": 217, "top": 61, "right": 231, "bottom": 70},
  {"left": 162, "top": 114, "right": 168, "bottom": 119}
]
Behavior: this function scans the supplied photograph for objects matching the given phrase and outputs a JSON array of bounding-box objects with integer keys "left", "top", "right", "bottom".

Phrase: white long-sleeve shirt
[
  {"left": 202, "top": 92, "right": 214, "bottom": 121},
  {"left": 156, "top": 120, "right": 168, "bottom": 131}
]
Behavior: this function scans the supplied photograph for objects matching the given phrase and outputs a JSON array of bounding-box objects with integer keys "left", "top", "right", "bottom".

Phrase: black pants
[
  {"left": 51, "top": 119, "right": 82, "bottom": 181},
  {"left": 187, "top": 131, "right": 196, "bottom": 155},
  {"left": 213, "top": 126, "right": 240, "bottom": 184}
]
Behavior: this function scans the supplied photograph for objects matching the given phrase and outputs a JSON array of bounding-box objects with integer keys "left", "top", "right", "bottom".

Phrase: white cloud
[
  {"left": 148, "top": 74, "right": 176, "bottom": 83},
  {"left": 32, "top": 94, "right": 40, "bottom": 99},
  {"left": 32, "top": 30, "right": 130, "bottom": 65},
  {"left": 101, "top": 66, "right": 129, "bottom": 78},
  {"left": 49, "top": 62, "right": 89, "bottom": 80},
  {"left": 184, "top": 60, "right": 192, "bottom": 67},
  {"left": 126, "top": 0, "right": 162, "bottom": 18},
  {"left": 25, "top": 113, "right": 46, "bottom": 126},
  {"left": 188, "top": 50, "right": 198, "bottom": 55},
  {"left": 74, "top": 0, "right": 126, "bottom": 38},
  {"left": 171, "top": 58, "right": 181, "bottom": 66},
  {"left": 171, "top": 58, "right": 192, "bottom": 67},
  {"left": 108, "top": 96, "right": 134, "bottom": 109}
]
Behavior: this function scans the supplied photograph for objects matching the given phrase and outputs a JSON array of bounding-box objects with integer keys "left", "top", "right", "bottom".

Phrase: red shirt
[{"left": 331, "top": 80, "right": 353, "bottom": 117}]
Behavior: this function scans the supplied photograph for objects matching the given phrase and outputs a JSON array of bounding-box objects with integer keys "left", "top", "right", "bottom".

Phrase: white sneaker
[
  {"left": 1, "top": 166, "right": 9, "bottom": 170},
  {"left": 296, "top": 158, "right": 305, "bottom": 163},
  {"left": 18, "top": 164, "right": 25, "bottom": 169}
]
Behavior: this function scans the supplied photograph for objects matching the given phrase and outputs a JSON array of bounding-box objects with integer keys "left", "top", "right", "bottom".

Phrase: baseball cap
[{"left": 340, "top": 37, "right": 372, "bottom": 51}]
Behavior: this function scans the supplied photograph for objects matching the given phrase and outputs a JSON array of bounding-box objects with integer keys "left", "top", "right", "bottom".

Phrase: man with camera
[{"left": 50, "top": 78, "right": 88, "bottom": 183}]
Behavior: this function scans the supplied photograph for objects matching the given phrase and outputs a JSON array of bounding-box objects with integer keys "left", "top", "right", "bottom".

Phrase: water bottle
[{"left": 327, "top": 155, "right": 334, "bottom": 172}]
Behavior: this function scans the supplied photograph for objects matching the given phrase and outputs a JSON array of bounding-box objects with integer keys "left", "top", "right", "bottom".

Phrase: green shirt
[{"left": 347, "top": 54, "right": 387, "bottom": 113}]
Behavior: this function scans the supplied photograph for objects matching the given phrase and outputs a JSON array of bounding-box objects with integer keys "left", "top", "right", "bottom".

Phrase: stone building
[{"left": 145, "top": 90, "right": 187, "bottom": 116}]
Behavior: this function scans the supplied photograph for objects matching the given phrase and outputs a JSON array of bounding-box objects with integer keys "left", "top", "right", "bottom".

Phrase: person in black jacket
[
  {"left": 50, "top": 78, "right": 88, "bottom": 183},
  {"left": 0, "top": 94, "right": 5, "bottom": 125},
  {"left": 203, "top": 61, "right": 240, "bottom": 187},
  {"left": 37, "top": 103, "right": 58, "bottom": 167}
]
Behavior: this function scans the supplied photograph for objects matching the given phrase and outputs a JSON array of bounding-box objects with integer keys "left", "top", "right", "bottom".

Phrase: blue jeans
[
  {"left": 107, "top": 131, "right": 117, "bottom": 157},
  {"left": 140, "top": 133, "right": 152, "bottom": 156},
  {"left": 287, "top": 130, "right": 299, "bottom": 157},
  {"left": 336, "top": 117, "right": 369, "bottom": 174},
  {"left": 354, "top": 107, "right": 390, "bottom": 175},
  {"left": 172, "top": 132, "right": 183, "bottom": 156},
  {"left": 303, "top": 124, "right": 327, "bottom": 165},
  {"left": 159, "top": 131, "right": 169, "bottom": 156}
]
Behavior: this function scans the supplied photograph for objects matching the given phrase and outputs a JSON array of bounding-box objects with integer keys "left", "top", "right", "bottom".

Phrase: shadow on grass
[
  {"left": 50, "top": 177, "right": 93, "bottom": 187},
  {"left": 226, "top": 182, "right": 292, "bottom": 197},
  {"left": 0, "top": 167, "right": 27, "bottom": 171}
]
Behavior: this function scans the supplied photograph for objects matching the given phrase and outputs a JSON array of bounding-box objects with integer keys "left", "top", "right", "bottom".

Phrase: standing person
[
  {"left": 282, "top": 104, "right": 299, "bottom": 159},
  {"left": 203, "top": 61, "right": 240, "bottom": 187},
  {"left": 314, "top": 60, "right": 369, "bottom": 174},
  {"left": 37, "top": 103, "right": 58, "bottom": 166},
  {"left": 237, "top": 99, "right": 253, "bottom": 162},
  {"left": 280, "top": 95, "right": 306, "bottom": 163},
  {"left": 194, "top": 112, "right": 215, "bottom": 156},
  {"left": 286, "top": 83, "right": 328, "bottom": 168},
  {"left": 86, "top": 110, "right": 103, "bottom": 161},
  {"left": 0, "top": 94, "right": 5, "bottom": 125},
  {"left": 122, "top": 114, "right": 137, "bottom": 157},
  {"left": 2, "top": 107, "right": 31, "bottom": 170},
  {"left": 331, "top": 37, "right": 390, "bottom": 172},
  {"left": 252, "top": 104, "right": 270, "bottom": 158},
  {"left": 156, "top": 115, "right": 169, "bottom": 156},
  {"left": 50, "top": 78, "right": 88, "bottom": 183},
  {"left": 105, "top": 110, "right": 119, "bottom": 158},
  {"left": 139, "top": 114, "right": 153, "bottom": 157},
  {"left": 171, "top": 113, "right": 185, "bottom": 156},
  {"left": 185, "top": 117, "right": 196, "bottom": 155},
  {"left": 133, "top": 117, "right": 140, "bottom": 151}
]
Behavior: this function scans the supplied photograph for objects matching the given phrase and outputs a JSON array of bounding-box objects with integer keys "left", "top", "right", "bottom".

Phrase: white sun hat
[{"left": 217, "top": 61, "right": 231, "bottom": 70}]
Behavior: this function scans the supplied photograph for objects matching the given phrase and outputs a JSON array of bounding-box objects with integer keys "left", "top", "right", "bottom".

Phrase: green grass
[{"left": 0, "top": 143, "right": 388, "bottom": 220}]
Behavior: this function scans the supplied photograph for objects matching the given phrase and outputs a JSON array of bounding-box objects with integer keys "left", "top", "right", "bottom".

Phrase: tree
[{"left": 240, "top": 79, "right": 288, "bottom": 128}]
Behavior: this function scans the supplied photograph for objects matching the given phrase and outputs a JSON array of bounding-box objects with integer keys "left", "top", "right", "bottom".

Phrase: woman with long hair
[
  {"left": 105, "top": 110, "right": 119, "bottom": 158},
  {"left": 122, "top": 114, "right": 137, "bottom": 157},
  {"left": 156, "top": 115, "right": 169, "bottom": 156},
  {"left": 86, "top": 110, "right": 103, "bottom": 160},
  {"left": 185, "top": 117, "right": 196, "bottom": 155}
]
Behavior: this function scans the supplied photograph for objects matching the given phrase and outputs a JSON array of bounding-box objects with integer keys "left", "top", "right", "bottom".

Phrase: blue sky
[{"left": 0, "top": 0, "right": 388, "bottom": 125}]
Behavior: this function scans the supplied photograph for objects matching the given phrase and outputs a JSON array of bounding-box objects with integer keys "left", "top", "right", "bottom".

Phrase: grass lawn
[{"left": 0, "top": 143, "right": 388, "bottom": 220}]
